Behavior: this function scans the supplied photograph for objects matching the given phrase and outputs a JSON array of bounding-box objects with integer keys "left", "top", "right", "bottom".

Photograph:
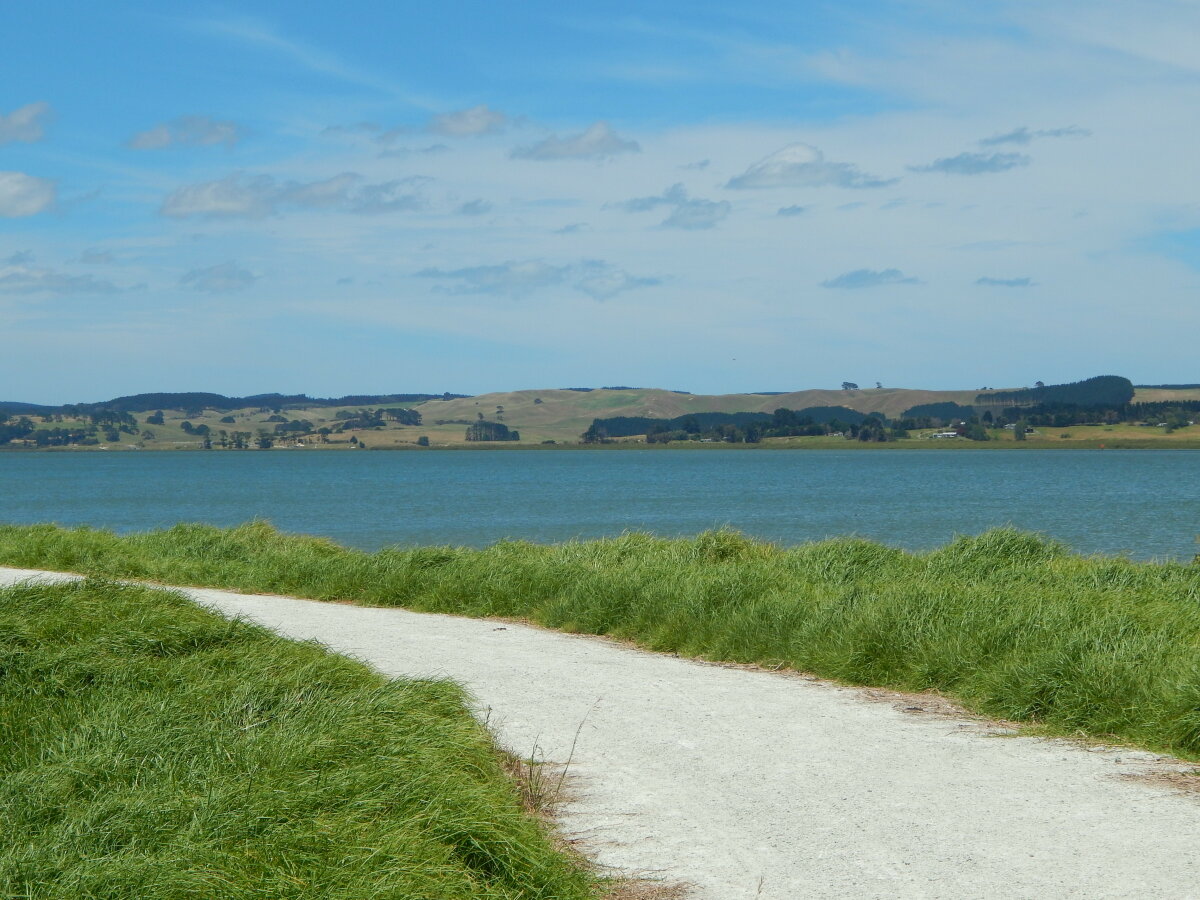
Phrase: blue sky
[{"left": 3, "top": 1, "right": 1200, "bottom": 403}]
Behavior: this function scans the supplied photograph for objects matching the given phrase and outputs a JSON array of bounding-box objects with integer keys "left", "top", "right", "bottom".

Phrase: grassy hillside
[
  {"left": 4, "top": 523, "right": 1200, "bottom": 763},
  {"left": 4, "top": 384, "right": 1198, "bottom": 448},
  {"left": 0, "top": 578, "right": 597, "bottom": 899}
]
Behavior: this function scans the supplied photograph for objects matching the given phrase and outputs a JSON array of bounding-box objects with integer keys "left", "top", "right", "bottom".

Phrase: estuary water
[{"left": 1, "top": 448, "right": 1197, "bottom": 560}]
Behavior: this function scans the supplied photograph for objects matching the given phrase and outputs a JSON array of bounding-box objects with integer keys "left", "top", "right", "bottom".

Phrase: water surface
[{"left": 1, "top": 449, "right": 1197, "bottom": 560}]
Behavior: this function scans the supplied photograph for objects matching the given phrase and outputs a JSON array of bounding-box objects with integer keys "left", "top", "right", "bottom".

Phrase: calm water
[{"left": 1, "top": 449, "right": 1198, "bottom": 560}]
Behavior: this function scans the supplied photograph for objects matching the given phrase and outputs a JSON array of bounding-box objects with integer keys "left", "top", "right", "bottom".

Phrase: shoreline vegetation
[
  {"left": 3, "top": 523, "right": 1200, "bottom": 763},
  {"left": 0, "top": 578, "right": 599, "bottom": 899}
]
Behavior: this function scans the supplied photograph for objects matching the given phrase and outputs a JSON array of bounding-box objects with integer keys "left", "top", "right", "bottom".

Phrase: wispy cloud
[
  {"left": 194, "top": 17, "right": 436, "bottom": 108},
  {"left": 662, "top": 198, "right": 730, "bottom": 229},
  {"left": 180, "top": 261, "right": 257, "bottom": 293},
  {"left": 0, "top": 263, "right": 125, "bottom": 295},
  {"left": 727, "top": 143, "right": 895, "bottom": 189},
  {"left": 776, "top": 205, "right": 806, "bottom": 216},
  {"left": 456, "top": 199, "right": 493, "bottom": 216},
  {"left": 976, "top": 276, "right": 1034, "bottom": 287},
  {"left": 909, "top": 152, "right": 1030, "bottom": 175},
  {"left": 0, "top": 172, "right": 56, "bottom": 218},
  {"left": 821, "top": 268, "right": 920, "bottom": 289},
  {"left": 979, "top": 126, "right": 1091, "bottom": 146},
  {"left": 0, "top": 102, "right": 52, "bottom": 145},
  {"left": 416, "top": 258, "right": 658, "bottom": 299},
  {"left": 511, "top": 122, "right": 639, "bottom": 161},
  {"left": 429, "top": 105, "right": 508, "bottom": 137},
  {"left": 128, "top": 116, "right": 242, "bottom": 150},
  {"left": 79, "top": 249, "right": 113, "bottom": 265},
  {"left": 160, "top": 172, "right": 428, "bottom": 218},
  {"left": 615, "top": 183, "right": 730, "bottom": 229}
]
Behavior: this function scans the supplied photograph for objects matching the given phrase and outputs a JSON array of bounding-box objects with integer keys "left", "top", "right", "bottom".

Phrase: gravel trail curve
[{"left": 4, "top": 566, "right": 1199, "bottom": 899}]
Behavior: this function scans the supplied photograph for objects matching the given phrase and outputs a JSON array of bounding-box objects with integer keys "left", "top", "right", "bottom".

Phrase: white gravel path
[{"left": 5, "top": 566, "right": 1200, "bottom": 899}]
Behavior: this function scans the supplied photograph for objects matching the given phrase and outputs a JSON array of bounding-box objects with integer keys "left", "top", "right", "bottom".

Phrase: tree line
[
  {"left": 582, "top": 407, "right": 903, "bottom": 444},
  {"left": 975, "top": 376, "right": 1135, "bottom": 408}
]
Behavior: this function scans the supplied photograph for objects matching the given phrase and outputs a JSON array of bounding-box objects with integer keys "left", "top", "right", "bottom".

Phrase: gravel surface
[{"left": 5, "top": 566, "right": 1200, "bottom": 899}]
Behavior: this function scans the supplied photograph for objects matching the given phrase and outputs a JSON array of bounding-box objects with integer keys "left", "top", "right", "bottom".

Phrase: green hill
[{"left": 3, "top": 380, "right": 1197, "bottom": 448}]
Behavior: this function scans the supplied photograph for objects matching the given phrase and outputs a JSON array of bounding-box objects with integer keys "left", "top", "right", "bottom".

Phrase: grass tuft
[{"left": 0, "top": 579, "right": 597, "bottom": 899}]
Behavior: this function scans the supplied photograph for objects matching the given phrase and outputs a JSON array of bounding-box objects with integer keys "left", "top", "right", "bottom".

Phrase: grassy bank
[
  {"left": 0, "top": 578, "right": 596, "bottom": 899},
  {"left": 3, "top": 524, "right": 1200, "bottom": 762}
]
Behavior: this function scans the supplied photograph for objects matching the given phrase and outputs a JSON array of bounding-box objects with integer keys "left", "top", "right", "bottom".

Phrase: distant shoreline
[{"left": 6, "top": 439, "right": 1200, "bottom": 452}]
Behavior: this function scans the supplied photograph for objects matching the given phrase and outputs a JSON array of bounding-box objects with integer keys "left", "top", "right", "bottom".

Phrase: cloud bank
[
  {"left": 161, "top": 172, "right": 428, "bottom": 218},
  {"left": 416, "top": 258, "right": 658, "bottom": 299}
]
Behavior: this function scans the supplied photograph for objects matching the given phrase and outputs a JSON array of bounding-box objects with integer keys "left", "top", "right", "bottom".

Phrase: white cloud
[
  {"left": 428, "top": 104, "right": 508, "bottom": 137},
  {"left": 0, "top": 102, "right": 51, "bottom": 145},
  {"left": 511, "top": 122, "right": 640, "bottom": 160},
  {"left": 128, "top": 116, "right": 242, "bottom": 149},
  {"left": 180, "top": 262, "right": 257, "bottom": 293},
  {"left": 0, "top": 263, "right": 122, "bottom": 295},
  {"left": 0, "top": 172, "right": 56, "bottom": 218},
  {"left": 416, "top": 258, "right": 658, "bottom": 299},
  {"left": 727, "top": 143, "right": 896, "bottom": 189},
  {"left": 909, "top": 151, "right": 1031, "bottom": 175},
  {"left": 160, "top": 172, "right": 427, "bottom": 218},
  {"left": 821, "top": 268, "right": 921, "bottom": 289}
]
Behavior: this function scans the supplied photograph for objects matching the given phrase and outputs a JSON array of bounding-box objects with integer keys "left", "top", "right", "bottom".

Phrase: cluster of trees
[
  {"left": 0, "top": 414, "right": 129, "bottom": 447},
  {"left": 332, "top": 408, "right": 422, "bottom": 430},
  {"left": 976, "top": 376, "right": 1135, "bottom": 408},
  {"left": 26, "top": 427, "right": 101, "bottom": 447},
  {"left": 897, "top": 398, "right": 1200, "bottom": 432},
  {"left": 583, "top": 407, "right": 906, "bottom": 444},
  {"left": 582, "top": 411, "right": 777, "bottom": 442},
  {"left": 465, "top": 421, "right": 520, "bottom": 441}
]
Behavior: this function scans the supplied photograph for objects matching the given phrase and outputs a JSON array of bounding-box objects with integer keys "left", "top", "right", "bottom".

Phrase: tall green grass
[
  {"left": 3, "top": 523, "right": 1200, "bottom": 760},
  {"left": 0, "top": 579, "right": 596, "bottom": 899}
]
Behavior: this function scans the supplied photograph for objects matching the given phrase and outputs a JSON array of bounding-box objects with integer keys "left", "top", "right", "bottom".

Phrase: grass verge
[
  {"left": 0, "top": 578, "right": 597, "bottom": 899},
  {"left": 2, "top": 523, "right": 1200, "bottom": 763}
]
